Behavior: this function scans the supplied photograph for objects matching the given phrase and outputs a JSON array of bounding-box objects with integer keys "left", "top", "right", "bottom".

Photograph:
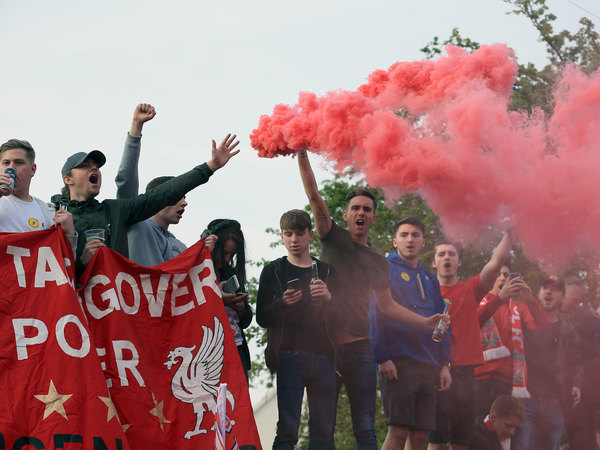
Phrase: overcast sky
[{"left": 2, "top": 0, "right": 598, "bottom": 405}]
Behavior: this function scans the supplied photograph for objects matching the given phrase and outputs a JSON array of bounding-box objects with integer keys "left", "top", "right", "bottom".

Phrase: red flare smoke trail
[{"left": 251, "top": 44, "right": 600, "bottom": 268}]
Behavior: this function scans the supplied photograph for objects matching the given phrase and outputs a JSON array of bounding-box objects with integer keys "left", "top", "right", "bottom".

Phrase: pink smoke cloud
[{"left": 250, "top": 44, "right": 600, "bottom": 268}]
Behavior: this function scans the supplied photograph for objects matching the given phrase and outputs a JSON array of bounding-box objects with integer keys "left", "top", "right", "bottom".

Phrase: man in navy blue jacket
[{"left": 370, "top": 216, "right": 451, "bottom": 450}]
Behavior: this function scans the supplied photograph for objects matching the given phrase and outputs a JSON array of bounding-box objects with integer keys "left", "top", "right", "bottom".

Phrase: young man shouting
[
  {"left": 297, "top": 150, "right": 441, "bottom": 449},
  {"left": 429, "top": 232, "right": 512, "bottom": 450}
]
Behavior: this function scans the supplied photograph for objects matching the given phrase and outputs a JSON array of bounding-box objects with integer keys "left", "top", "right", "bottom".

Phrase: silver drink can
[{"left": 0, "top": 168, "right": 16, "bottom": 194}]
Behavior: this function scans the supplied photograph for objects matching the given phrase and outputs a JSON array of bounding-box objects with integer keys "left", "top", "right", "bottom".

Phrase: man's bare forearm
[
  {"left": 480, "top": 231, "right": 512, "bottom": 290},
  {"left": 297, "top": 149, "right": 331, "bottom": 238}
]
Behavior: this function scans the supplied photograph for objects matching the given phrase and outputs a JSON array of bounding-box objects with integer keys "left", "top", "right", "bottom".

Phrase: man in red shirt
[{"left": 428, "top": 232, "right": 512, "bottom": 450}]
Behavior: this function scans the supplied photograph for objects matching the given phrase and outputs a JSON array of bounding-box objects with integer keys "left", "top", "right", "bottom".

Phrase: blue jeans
[
  {"left": 512, "top": 396, "right": 564, "bottom": 450},
  {"left": 273, "top": 351, "right": 337, "bottom": 450},
  {"left": 335, "top": 340, "right": 378, "bottom": 450}
]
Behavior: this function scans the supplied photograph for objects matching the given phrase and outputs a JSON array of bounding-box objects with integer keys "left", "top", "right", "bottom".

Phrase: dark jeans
[
  {"left": 476, "top": 378, "right": 511, "bottom": 419},
  {"left": 429, "top": 365, "right": 478, "bottom": 446},
  {"left": 512, "top": 396, "right": 564, "bottom": 450},
  {"left": 335, "top": 340, "right": 378, "bottom": 450},
  {"left": 565, "top": 385, "right": 600, "bottom": 450},
  {"left": 273, "top": 350, "right": 338, "bottom": 450}
]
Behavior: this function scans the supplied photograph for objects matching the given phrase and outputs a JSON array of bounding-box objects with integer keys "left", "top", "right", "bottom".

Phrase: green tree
[{"left": 507, "top": 0, "right": 600, "bottom": 113}]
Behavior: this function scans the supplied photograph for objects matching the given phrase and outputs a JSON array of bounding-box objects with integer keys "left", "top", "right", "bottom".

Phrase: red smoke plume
[{"left": 250, "top": 44, "right": 600, "bottom": 268}]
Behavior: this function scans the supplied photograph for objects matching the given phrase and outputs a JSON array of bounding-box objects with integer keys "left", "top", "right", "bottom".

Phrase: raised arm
[
  {"left": 115, "top": 103, "right": 157, "bottom": 199},
  {"left": 478, "top": 276, "right": 525, "bottom": 325},
  {"left": 480, "top": 231, "right": 512, "bottom": 291},
  {"left": 206, "top": 134, "right": 240, "bottom": 172},
  {"left": 122, "top": 133, "right": 240, "bottom": 226},
  {"left": 297, "top": 149, "right": 331, "bottom": 238}
]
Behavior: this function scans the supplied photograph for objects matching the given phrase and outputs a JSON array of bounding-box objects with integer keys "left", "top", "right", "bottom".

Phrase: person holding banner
[
  {"left": 0, "top": 138, "right": 77, "bottom": 250},
  {"left": 52, "top": 122, "right": 240, "bottom": 277},
  {"left": 205, "top": 218, "right": 253, "bottom": 380}
]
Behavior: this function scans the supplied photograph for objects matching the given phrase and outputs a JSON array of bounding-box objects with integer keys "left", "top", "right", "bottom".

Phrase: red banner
[
  {"left": 0, "top": 228, "right": 129, "bottom": 449},
  {"left": 78, "top": 238, "right": 261, "bottom": 449},
  {"left": 0, "top": 228, "right": 260, "bottom": 449}
]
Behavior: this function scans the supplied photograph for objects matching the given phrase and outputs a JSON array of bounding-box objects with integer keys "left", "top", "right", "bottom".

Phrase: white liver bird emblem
[{"left": 164, "top": 316, "right": 235, "bottom": 439}]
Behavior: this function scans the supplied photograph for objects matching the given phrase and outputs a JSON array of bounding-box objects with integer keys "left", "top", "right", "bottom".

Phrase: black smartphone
[
  {"left": 509, "top": 272, "right": 521, "bottom": 280},
  {"left": 222, "top": 275, "right": 240, "bottom": 294},
  {"left": 287, "top": 278, "right": 301, "bottom": 291}
]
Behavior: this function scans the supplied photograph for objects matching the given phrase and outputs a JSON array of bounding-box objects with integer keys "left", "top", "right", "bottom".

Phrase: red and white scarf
[{"left": 480, "top": 295, "right": 530, "bottom": 398}]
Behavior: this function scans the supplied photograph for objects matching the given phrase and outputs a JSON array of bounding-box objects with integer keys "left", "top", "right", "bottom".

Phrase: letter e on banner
[
  {"left": 171, "top": 273, "right": 193, "bottom": 316},
  {"left": 189, "top": 261, "right": 220, "bottom": 307}
]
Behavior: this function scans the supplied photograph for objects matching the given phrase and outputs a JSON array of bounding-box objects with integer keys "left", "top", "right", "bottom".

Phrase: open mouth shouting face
[
  {"left": 433, "top": 243, "right": 461, "bottom": 277},
  {"left": 343, "top": 195, "right": 376, "bottom": 241},
  {"left": 494, "top": 266, "right": 510, "bottom": 292},
  {"left": 158, "top": 197, "right": 188, "bottom": 226},
  {"left": 538, "top": 285, "right": 563, "bottom": 312},
  {"left": 65, "top": 158, "right": 102, "bottom": 201}
]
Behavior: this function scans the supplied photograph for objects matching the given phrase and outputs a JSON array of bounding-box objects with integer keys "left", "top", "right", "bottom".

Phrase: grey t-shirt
[{"left": 127, "top": 218, "right": 187, "bottom": 266}]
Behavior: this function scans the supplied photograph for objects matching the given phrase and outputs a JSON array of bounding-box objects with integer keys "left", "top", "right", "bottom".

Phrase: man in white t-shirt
[{"left": 0, "top": 139, "right": 75, "bottom": 237}]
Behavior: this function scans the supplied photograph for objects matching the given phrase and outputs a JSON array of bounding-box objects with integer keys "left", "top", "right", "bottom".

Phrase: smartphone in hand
[
  {"left": 222, "top": 275, "right": 240, "bottom": 294},
  {"left": 287, "top": 278, "right": 301, "bottom": 291}
]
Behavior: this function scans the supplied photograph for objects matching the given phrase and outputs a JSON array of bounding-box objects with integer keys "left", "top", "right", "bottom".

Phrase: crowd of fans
[{"left": 1, "top": 103, "right": 598, "bottom": 450}]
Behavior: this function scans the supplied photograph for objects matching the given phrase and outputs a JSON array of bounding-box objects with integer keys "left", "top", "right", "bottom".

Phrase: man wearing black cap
[
  {"left": 511, "top": 276, "right": 584, "bottom": 449},
  {"left": 52, "top": 133, "right": 240, "bottom": 276}
]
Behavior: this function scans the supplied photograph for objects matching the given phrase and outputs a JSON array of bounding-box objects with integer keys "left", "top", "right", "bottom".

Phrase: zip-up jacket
[
  {"left": 369, "top": 252, "right": 451, "bottom": 366},
  {"left": 524, "top": 315, "right": 584, "bottom": 408},
  {"left": 256, "top": 256, "right": 335, "bottom": 373}
]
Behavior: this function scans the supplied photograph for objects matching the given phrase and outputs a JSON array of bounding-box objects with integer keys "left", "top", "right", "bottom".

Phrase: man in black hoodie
[{"left": 257, "top": 209, "right": 336, "bottom": 450}]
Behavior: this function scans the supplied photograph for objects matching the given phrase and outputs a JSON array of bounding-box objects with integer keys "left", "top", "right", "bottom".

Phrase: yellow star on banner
[
  {"left": 98, "top": 396, "right": 131, "bottom": 432},
  {"left": 149, "top": 392, "right": 172, "bottom": 431},
  {"left": 34, "top": 380, "right": 72, "bottom": 420},
  {"left": 99, "top": 395, "right": 119, "bottom": 422}
]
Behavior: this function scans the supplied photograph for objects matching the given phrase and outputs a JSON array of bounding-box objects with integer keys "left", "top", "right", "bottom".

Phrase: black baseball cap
[
  {"left": 61, "top": 150, "right": 106, "bottom": 176},
  {"left": 541, "top": 275, "right": 566, "bottom": 294}
]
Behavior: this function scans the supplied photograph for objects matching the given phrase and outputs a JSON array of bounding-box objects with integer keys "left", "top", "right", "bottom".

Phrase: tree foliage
[{"left": 507, "top": 0, "right": 600, "bottom": 113}]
